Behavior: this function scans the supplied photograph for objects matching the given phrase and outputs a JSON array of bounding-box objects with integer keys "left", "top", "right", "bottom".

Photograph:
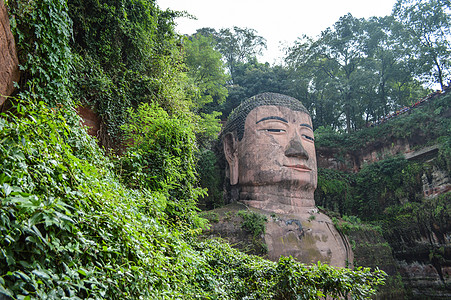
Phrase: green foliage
[
  {"left": 382, "top": 192, "right": 451, "bottom": 250},
  {"left": 284, "top": 12, "right": 432, "bottom": 131},
  {"left": 184, "top": 34, "right": 229, "bottom": 112},
  {"left": 8, "top": 0, "right": 73, "bottom": 106},
  {"left": 69, "top": 0, "right": 190, "bottom": 145},
  {"left": 333, "top": 216, "right": 382, "bottom": 235},
  {"left": 0, "top": 98, "right": 386, "bottom": 299},
  {"left": 196, "top": 241, "right": 386, "bottom": 300},
  {"left": 237, "top": 210, "right": 267, "bottom": 238},
  {"left": 196, "top": 149, "right": 223, "bottom": 210},
  {"left": 353, "top": 157, "right": 423, "bottom": 219},
  {"left": 118, "top": 102, "right": 205, "bottom": 226},
  {"left": 219, "top": 59, "right": 298, "bottom": 118},
  {"left": 0, "top": 1, "right": 387, "bottom": 298},
  {"left": 315, "top": 168, "right": 354, "bottom": 214},
  {"left": 0, "top": 98, "right": 170, "bottom": 299},
  {"left": 393, "top": 0, "right": 451, "bottom": 88},
  {"left": 316, "top": 155, "right": 426, "bottom": 221},
  {"left": 206, "top": 26, "right": 267, "bottom": 82},
  {"left": 437, "top": 134, "right": 451, "bottom": 175},
  {"left": 199, "top": 211, "right": 219, "bottom": 223},
  {"left": 315, "top": 93, "right": 451, "bottom": 151}
]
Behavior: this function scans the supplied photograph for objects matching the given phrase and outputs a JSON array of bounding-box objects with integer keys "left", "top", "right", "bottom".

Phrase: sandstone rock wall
[
  {"left": 202, "top": 203, "right": 353, "bottom": 268},
  {"left": 0, "top": 0, "right": 19, "bottom": 107},
  {"left": 76, "top": 106, "right": 101, "bottom": 138}
]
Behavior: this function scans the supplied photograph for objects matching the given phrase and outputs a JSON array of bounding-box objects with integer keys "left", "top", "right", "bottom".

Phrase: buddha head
[{"left": 222, "top": 93, "right": 317, "bottom": 207}]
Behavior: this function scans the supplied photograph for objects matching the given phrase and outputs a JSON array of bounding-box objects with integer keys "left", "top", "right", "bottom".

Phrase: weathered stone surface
[
  {"left": 263, "top": 207, "right": 352, "bottom": 267},
  {"left": 219, "top": 93, "right": 352, "bottom": 268},
  {"left": 398, "top": 260, "right": 451, "bottom": 299},
  {"left": 0, "top": 0, "right": 19, "bottom": 106},
  {"left": 76, "top": 106, "right": 101, "bottom": 137},
  {"left": 203, "top": 203, "right": 353, "bottom": 267}
]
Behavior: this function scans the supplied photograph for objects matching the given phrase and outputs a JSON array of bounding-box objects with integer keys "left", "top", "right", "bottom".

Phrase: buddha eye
[
  {"left": 302, "top": 134, "right": 314, "bottom": 142},
  {"left": 265, "top": 128, "right": 286, "bottom": 133}
]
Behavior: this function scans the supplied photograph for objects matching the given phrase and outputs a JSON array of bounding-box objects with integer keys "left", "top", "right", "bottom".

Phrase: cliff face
[
  {"left": 0, "top": 0, "right": 19, "bottom": 107},
  {"left": 315, "top": 94, "right": 451, "bottom": 299}
]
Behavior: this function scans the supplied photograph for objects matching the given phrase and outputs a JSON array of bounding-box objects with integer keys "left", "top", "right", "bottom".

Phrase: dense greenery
[
  {"left": 68, "top": 0, "right": 192, "bottom": 147},
  {"left": 315, "top": 92, "right": 451, "bottom": 151},
  {"left": 313, "top": 93, "right": 450, "bottom": 297},
  {"left": 315, "top": 100, "right": 450, "bottom": 221},
  {"left": 181, "top": 1, "right": 449, "bottom": 133},
  {"left": 0, "top": 99, "right": 387, "bottom": 298},
  {"left": 0, "top": 0, "right": 387, "bottom": 299},
  {"left": 117, "top": 102, "right": 205, "bottom": 226},
  {"left": 316, "top": 157, "right": 424, "bottom": 220}
]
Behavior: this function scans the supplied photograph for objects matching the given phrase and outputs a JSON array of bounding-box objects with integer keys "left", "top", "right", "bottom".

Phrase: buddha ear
[{"left": 223, "top": 132, "right": 239, "bottom": 185}]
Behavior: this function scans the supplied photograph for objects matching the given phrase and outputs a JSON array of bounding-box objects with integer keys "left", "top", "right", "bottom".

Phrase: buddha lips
[{"left": 284, "top": 164, "right": 311, "bottom": 172}]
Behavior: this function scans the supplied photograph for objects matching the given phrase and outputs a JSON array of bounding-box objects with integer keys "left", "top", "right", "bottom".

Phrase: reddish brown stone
[
  {"left": 76, "top": 106, "right": 100, "bottom": 137},
  {"left": 221, "top": 94, "right": 352, "bottom": 267},
  {"left": 0, "top": 0, "right": 19, "bottom": 106}
]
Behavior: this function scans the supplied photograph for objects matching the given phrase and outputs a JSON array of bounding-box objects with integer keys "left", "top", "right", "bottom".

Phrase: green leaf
[
  {"left": 0, "top": 284, "right": 13, "bottom": 297},
  {"left": 2, "top": 183, "right": 12, "bottom": 197},
  {"left": 77, "top": 268, "right": 88, "bottom": 276},
  {"left": 32, "top": 269, "right": 50, "bottom": 280}
]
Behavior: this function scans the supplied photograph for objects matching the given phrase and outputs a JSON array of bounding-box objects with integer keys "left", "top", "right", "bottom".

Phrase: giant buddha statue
[{"left": 220, "top": 92, "right": 352, "bottom": 267}]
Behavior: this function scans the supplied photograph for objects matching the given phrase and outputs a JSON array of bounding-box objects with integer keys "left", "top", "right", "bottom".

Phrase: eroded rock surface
[
  {"left": 203, "top": 203, "right": 352, "bottom": 268},
  {"left": 0, "top": 1, "right": 19, "bottom": 106}
]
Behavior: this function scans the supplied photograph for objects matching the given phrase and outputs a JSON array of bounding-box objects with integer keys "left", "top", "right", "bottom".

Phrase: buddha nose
[{"left": 284, "top": 134, "right": 309, "bottom": 159}]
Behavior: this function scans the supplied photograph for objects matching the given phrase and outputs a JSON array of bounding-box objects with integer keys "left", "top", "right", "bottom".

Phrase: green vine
[{"left": 8, "top": 0, "right": 73, "bottom": 106}]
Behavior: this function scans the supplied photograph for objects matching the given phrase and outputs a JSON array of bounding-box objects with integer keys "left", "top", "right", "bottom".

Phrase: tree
[
  {"left": 183, "top": 33, "right": 229, "bottom": 147},
  {"left": 393, "top": 0, "right": 451, "bottom": 89},
  {"left": 68, "top": 0, "right": 188, "bottom": 148},
  {"left": 184, "top": 34, "right": 229, "bottom": 113},
  {"left": 360, "top": 16, "right": 427, "bottom": 119},
  {"left": 286, "top": 13, "right": 429, "bottom": 131},
  {"left": 215, "top": 27, "right": 267, "bottom": 82},
  {"left": 287, "top": 14, "right": 367, "bottom": 132},
  {"left": 218, "top": 59, "right": 298, "bottom": 118}
]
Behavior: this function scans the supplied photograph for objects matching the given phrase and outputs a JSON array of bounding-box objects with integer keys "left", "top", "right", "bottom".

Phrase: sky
[{"left": 157, "top": 0, "right": 398, "bottom": 64}]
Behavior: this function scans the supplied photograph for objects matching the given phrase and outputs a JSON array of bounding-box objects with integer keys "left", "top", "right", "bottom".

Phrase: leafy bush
[
  {"left": 8, "top": 0, "right": 72, "bottom": 106},
  {"left": 382, "top": 192, "right": 451, "bottom": 249},
  {"left": 315, "top": 168, "right": 355, "bottom": 214},
  {"left": 196, "top": 149, "right": 224, "bottom": 209},
  {"left": 353, "top": 157, "right": 422, "bottom": 219},
  {"left": 117, "top": 102, "right": 205, "bottom": 226},
  {"left": 315, "top": 93, "right": 451, "bottom": 151},
  {"left": 238, "top": 210, "right": 268, "bottom": 238},
  {"left": 68, "top": 0, "right": 191, "bottom": 146},
  {"left": 316, "top": 157, "right": 423, "bottom": 220}
]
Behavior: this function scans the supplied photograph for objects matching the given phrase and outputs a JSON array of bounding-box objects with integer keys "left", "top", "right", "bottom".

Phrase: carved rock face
[
  {"left": 0, "top": 1, "right": 20, "bottom": 106},
  {"left": 220, "top": 95, "right": 352, "bottom": 268},
  {"left": 238, "top": 105, "right": 317, "bottom": 191},
  {"left": 224, "top": 103, "right": 318, "bottom": 207}
]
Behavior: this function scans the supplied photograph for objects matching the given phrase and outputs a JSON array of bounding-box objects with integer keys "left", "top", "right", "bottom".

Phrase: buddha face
[{"left": 230, "top": 105, "right": 317, "bottom": 190}]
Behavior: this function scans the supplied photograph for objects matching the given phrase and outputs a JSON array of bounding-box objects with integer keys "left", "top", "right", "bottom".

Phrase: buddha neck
[{"left": 238, "top": 184, "right": 315, "bottom": 208}]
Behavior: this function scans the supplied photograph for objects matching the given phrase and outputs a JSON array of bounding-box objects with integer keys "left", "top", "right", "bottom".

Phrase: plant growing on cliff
[
  {"left": 8, "top": 0, "right": 73, "bottom": 106},
  {"left": 117, "top": 102, "right": 206, "bottom": 226},
  {"left": 0, "top": 97, "right": 386, "bottom": 299},
  {"left": 238, "top": 210, "right": 268, "bottom": 238}
]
